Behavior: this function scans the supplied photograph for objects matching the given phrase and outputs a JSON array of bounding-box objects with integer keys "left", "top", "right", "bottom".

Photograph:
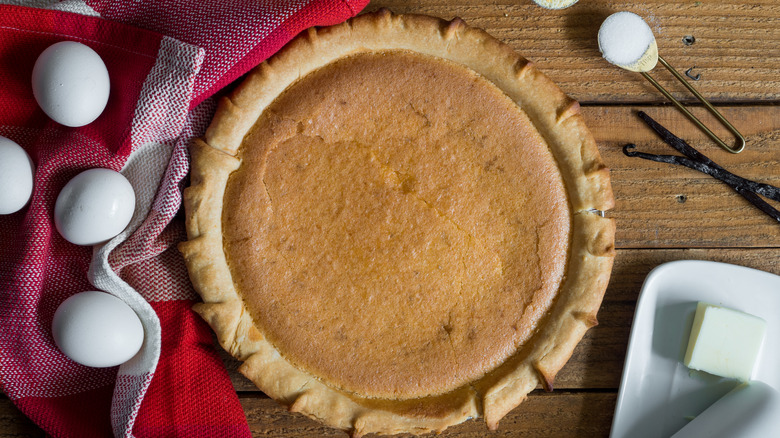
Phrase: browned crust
[{"left": 180, "top": 10, "right": 615, "bottom": 437}]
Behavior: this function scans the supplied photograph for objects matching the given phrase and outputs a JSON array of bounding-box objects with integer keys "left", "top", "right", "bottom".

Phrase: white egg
[
  {"left": 0, "top": 136, "right": 35, "bottom": 215},
  {"left": 32, "top": 41, "right": 110, "bottom": 127},
  {"left": 54, "top": 168, "right": 135, "bottom": 245},
  {"left": 52, "top": 291, "right": 144, "bottom": 368}
]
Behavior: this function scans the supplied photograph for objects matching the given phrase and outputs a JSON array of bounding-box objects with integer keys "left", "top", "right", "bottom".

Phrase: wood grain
[
  {"left": 3, "top": 246, "right": 779, "bottom": 435},
  {"left": 0, "top": 399, "right": 44, "bottom": 438},
  {"left": 585, "top": 105, "right": 780, "bottom": 248},
  {"left": 3, "top": 1, "right": 780, "bottom": 437},
  {"left": 554, "top": 247, "right": 780, "bottom": 389},
  {"left": 365, "top": 0, "right": 780, "bottom": 104},
  {"left": 240, "top": 391, "right": 617, "bottom": 437},
  {"left": 0, "top": 390, "right": 617, "bottom": 437}
]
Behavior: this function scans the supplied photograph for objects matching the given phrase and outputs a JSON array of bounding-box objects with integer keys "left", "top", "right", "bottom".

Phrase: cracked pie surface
[{"left": 180, "top": 11, "right": 615, "bottom": 437}]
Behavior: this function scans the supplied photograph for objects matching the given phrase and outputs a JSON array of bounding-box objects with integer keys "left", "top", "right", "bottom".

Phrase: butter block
[{"left": 683, "top": 302, "right": 767, "bottom": 381}]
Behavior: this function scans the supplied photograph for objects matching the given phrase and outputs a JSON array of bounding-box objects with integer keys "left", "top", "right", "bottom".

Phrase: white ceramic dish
[{"left": 610, "top": 260, "right": 780, "bottom": 438}]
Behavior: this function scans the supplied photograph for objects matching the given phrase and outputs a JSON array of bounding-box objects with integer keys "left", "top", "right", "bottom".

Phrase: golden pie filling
[{"left": 222, "top": 51, "right": 571, "bottom": 399}]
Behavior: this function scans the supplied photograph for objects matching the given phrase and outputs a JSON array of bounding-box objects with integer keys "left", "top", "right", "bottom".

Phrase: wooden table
[{"left": 3, "top": 0, "right": 779, "bottom": 436}]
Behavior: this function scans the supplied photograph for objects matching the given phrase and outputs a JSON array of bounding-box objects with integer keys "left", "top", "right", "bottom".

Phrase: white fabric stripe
[
  {"left": 88, "top": 35, "right": 204, "bottom": 438},
  {"left": 1, "top": 0, "right": 100, "bottom": 16},
  {"left": 131, "top": 38, "right": 205, "bottom": 149}
]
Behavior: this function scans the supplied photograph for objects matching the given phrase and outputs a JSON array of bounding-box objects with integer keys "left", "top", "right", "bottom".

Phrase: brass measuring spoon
[{"left": 598, "top": 12, "right": 746, "bottom": 154}]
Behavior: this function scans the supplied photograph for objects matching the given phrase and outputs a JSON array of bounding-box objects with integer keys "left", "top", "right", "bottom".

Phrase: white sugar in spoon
[
  {"left": 598, "top": 11, "right": 658, "bottom": 73},
  {"left": 598, "top": 12, "right": 745, "bottom": 153}
]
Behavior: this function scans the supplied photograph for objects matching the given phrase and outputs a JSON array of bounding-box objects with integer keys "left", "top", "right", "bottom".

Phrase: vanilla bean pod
[
  {"left": 733, "top": 186, "right": 780, "bottom": 223},
  {"left": 623, "top": 112, "right": 780, "bottom": 223},
  {"left": 636, "top": 112, "right": 780, "bottom": 199},
  {"left": 623, "top": 145, "right": 780, "bottom": 202}
]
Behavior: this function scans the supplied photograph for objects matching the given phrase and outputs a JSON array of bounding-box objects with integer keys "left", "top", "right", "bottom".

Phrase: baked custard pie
[{"left": 180, "top": 10, "right": 615, "bottom": 436}]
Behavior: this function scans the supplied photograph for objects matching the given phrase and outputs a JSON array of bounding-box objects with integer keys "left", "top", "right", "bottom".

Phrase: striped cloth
[{"left": 0, "top": 1, "right": 368, "bottom": 436}]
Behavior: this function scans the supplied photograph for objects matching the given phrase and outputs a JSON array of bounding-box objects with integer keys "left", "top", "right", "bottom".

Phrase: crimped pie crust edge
[{"left": 179, "top": 10, "right": 615, "bottom": 437}]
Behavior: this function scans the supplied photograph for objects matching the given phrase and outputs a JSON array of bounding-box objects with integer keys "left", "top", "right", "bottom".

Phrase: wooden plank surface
[
  {"left": 240, "top": 392, "right": 618, "bottom": 437},
  {"left": 3, "top": 244, "right": 779, "bottom": 436},
  {"left": 0, "top": 399, "right": 44, "bottom": 438},
  {"left": 3, "top": 0, "right": 779, "bottom": 437},
  {"left": 0, "top": 391, "right": 617, "bottom": 438},
  {"left": 586, "top": 105, "right": 780, "bottom": 248},
  {"left": 366, "top": 0, "right": 780, "bottom": 103}
]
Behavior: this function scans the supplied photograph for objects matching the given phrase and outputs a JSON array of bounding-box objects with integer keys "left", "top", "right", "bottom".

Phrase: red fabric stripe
[
  {"left": 0, "top": 10, "right": 164, "bottom": 410},
  {"left": 84, "top": 0, "right": 371, "bottom": 107},
  {"left": 0, "top": 6, "right": 163, "bottom": 437},
  {"left": 0, "top": 5, "right": 163, "bottom": 156},
  {"left": 15, "top": 384, "right": 115, "bottom": 438},
  {"left": 1, "top": 2, "right": 368, "bottom": 436},
  {"left": 133, "top": 300, "right": 251, "bottom": 438},
  {"left": 193, "top": 0, "right": 372, "bottom": 105}
]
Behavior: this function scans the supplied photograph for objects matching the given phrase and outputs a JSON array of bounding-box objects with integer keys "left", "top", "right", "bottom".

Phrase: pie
[{"left": 179, "top": 10, "right": 615, "bottom": 436}]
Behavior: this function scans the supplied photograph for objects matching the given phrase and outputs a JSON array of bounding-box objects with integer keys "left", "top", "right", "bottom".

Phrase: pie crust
[{"left": 180, "top": 10, "right": 615, "bottom": 436}]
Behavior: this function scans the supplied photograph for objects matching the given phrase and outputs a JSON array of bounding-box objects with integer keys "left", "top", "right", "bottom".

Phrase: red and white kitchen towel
[{"left": 0, "top": 0, "right": 368, "bottom": 436}]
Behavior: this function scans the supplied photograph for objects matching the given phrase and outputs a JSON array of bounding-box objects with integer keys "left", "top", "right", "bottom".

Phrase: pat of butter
[{"left": 684, "top": 302, "right": 766, "bottom": 381}]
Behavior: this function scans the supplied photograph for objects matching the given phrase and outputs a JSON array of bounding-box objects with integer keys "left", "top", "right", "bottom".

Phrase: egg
[
  {"left": 54, "top": 168, "right": 135, "bottom": 245},
  {"left": 0, "top": 136, "right": 35, "bottom": 215},
  {"left": 32, "top": 41, "right": 110, "bottom": 127},
  {"left": 52, "top": 291, "right": 144, "bottom": 368}
]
